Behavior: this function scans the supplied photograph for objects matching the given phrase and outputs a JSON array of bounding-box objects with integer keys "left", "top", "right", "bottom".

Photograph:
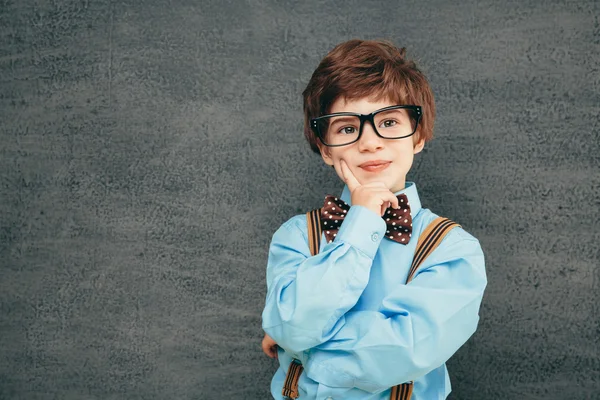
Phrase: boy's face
[{"left": 317, "top": 97, "right": 425, "bottom": 194}]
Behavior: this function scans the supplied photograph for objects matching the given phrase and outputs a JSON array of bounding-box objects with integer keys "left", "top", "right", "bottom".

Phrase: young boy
[{"left": 261, "top": 39, "right": 487, "bottom": 400}]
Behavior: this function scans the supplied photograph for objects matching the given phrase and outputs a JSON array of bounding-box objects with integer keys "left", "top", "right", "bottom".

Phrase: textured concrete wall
[{"left": 1, "top": 0, "right": 598, "bottom": 399}]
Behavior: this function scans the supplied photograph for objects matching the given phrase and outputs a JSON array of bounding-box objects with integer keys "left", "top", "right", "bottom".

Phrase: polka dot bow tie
[{"left": 320, "top": 194, "right": 413, "bottom": 245}]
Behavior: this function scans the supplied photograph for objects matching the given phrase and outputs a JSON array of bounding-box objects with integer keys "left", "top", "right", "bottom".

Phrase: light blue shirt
[{"left": 262, "top": 182, "right": 487, "bottom": 399}]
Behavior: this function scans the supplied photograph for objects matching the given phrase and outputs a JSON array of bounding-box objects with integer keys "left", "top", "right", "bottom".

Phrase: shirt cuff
[{"left": 334, "top": 205, "right": 386, "bottom": 259}]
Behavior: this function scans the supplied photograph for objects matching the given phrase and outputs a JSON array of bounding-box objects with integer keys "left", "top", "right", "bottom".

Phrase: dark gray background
[{"left": 1, "top": 0, "right": 599, "bottom": 399}]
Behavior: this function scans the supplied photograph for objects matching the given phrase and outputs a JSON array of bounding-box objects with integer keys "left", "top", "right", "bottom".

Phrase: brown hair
[{"left": 302, "top": 39, "right": 436, "bottom": 155}]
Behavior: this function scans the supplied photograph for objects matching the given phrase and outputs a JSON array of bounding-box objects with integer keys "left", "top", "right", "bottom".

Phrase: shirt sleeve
[
  {"left": 261, "top": 205, "right": 387, "bottom": 354},
  {"left": 302, "top": 230, "right": 487, "bottom": 393}
]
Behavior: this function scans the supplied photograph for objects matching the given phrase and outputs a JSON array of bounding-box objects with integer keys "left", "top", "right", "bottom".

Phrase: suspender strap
[
  {"left": 282, "top": 360, "right": 303, "bottom": 399},
  {"left": 390, "top": 382, "right": 414, "bottom": 400},
  {"left": 306, "top": 208, "right": 323, "bottom": 256},
  {"left": 393, "top": 217, "right": 460, "bottom": 398},
  {"left": 282, "top": 212, "right": 460, "bottom": 399},
  {"left": 406, "top": 217, "right": 461, "bottom": 284},
  {"left": 280, "top": 210, "right": 321, "bottom": 399}
]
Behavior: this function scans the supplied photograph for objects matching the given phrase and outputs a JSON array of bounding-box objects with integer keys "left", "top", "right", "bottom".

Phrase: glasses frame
[{"left": 310, "top": 105, "right": 422, "bottom": 147}]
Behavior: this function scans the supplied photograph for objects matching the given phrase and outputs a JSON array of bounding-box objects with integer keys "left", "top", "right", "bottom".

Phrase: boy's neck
[{"left": 391, "top": 179, "right": 408, "bottom": 195}]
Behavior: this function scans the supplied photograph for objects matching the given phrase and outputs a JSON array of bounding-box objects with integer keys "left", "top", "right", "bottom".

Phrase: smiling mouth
[{"left": 359, "top": 161, "right": 391, "bottom": 172}]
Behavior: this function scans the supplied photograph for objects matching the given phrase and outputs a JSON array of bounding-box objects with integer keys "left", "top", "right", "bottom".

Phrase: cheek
[
  {"left": 326, "top": 149, "right": 343, "bottom": 163},
  {"left": 320, "top": 147, "right": 335, "bottom": 164}
]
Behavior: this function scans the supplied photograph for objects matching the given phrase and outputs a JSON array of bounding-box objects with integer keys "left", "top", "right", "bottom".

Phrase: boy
[{"left": 261, "top": 39, "right": 487, "bottom": 400}]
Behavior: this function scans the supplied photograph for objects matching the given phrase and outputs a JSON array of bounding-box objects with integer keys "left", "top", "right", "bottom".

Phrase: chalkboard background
[{"left": 1, "top": 0, "right": 598, "bottom": 399}]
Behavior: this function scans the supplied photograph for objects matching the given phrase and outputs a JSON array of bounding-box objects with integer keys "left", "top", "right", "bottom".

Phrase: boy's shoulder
[
  {"left": 278, "top": 212, "right": 311, "bottom": 238},
  {"left": 416, "top": 207, "right": 481, "bottom": 244}
]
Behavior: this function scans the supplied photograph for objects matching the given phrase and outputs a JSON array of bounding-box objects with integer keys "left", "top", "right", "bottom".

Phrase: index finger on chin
[{"left": 340, "top": 159, "right": 361, "bottom": 191}]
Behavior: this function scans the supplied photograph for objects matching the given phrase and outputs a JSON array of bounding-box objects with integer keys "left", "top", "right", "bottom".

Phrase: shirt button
[{"left": 371, "top": 233, "right": 379, "bottom": 242}]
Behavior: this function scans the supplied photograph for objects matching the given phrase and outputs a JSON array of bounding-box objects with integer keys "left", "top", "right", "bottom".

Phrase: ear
[{"left": 413, "top": 135, "right": 425, "bottom": 155}]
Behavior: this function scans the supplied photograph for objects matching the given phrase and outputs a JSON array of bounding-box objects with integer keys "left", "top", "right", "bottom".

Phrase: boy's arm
[
  {"left": 302, "top": 230, "right": 487, "bottom": 393},
  {"left": 261, "top": 205, "right": 387, "bottom": 354}
]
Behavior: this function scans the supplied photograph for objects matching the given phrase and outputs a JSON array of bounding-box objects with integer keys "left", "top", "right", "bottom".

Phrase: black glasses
[{"left": 310, "top": 105, "right": 422, "bottom": 147}]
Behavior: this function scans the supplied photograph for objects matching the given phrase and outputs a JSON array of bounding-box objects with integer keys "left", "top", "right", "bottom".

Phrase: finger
[
  {"left": 380, "top": 202, "right": 388, "bottom": 216},
  {"left": 391, "top": 194, "right": 400, "bottom": 209},
  {"left": 262, "top": 341, "right": 276, "bottom": 359},
  {"left": 339, "top": 159, "right": 361, "bottom": 192},
  {"left": 388, "top": 193, "right": 400, "bottom": 209},
  {"left": 261, "top": 337, "right": 273, "bottom": 357},
  {"left": 377, "top": 193, "right": 400, "bottom": 215},
  {"left": 361, "top": 181, "right": 387, "bottom": 188},
  {"left": 367, "top": 188, "right": 398, "bottom": 196},
  {"left": 271, "top": 345, "right": 279, "bottom": 359},
  {"left": 261, "top": 342, "right": 270, "bottom": 357}
]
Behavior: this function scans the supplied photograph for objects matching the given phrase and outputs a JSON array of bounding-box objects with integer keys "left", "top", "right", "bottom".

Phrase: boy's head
[{"left": 302, "top": 39, "right": 436, "bottom": 193}]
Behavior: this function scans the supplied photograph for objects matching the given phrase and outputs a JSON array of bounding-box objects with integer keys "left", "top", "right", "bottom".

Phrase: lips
[
  {"left": 358, "top": 160, "right": 391, "bottom": 168},
  {"left": 358, "top": 160, "right": 391, "bottom": 173}
]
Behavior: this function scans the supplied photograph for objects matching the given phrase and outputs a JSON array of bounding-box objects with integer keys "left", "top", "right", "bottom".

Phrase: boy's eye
[
  {"left": 380, "top": 119, "right": 398, "bottom": 128},
  {"left": 338, "top": 126, "right": 357, "bottom": 134}
]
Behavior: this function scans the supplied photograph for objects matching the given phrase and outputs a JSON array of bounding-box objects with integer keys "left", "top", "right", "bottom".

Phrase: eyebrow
[{"left": 329, "top": 116, "right": 358, "bottom": 124}]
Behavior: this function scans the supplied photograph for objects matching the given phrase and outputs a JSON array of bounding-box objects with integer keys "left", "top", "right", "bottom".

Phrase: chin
[{"left": 362, "top": 175, "right": 393, "bottom": 188}]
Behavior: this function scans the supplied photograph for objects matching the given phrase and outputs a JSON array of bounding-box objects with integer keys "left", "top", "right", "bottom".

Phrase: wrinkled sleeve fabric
[
  {"left": 303, "top": 230, "right": 487, "bottom": 393},
  {"left": 261, "top": 206, "right": 387, "bottom": 354}
]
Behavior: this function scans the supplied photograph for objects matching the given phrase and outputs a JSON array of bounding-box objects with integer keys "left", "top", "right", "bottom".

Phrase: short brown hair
[{"left": 302, "top": 39, "right": 436, "bottom": 155}]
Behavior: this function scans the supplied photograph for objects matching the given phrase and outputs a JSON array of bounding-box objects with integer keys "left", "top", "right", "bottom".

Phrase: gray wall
[{"left": 1, "top": 0, "right": 598, "bottom": 399}]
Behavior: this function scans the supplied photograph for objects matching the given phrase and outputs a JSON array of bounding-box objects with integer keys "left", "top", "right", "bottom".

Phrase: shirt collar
[{"left": 340, "top": 181, "right": 422, "bottom": 220}]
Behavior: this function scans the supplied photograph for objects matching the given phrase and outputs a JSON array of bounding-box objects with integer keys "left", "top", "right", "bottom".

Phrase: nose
[{"left": 357, "top": 120, "right": 384, "bottom": 152}]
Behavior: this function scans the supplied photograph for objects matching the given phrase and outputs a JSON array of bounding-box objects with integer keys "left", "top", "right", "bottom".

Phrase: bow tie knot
[{"left": 320, "top": 194, "right": 412, "bottom": 245}]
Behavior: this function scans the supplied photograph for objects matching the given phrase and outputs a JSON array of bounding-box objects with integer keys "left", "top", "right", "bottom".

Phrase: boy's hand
[
  {"left": 339, "top": 159, "right": 399, "bottom": 216},
  {"left": 261, "top": 333, "right": 278, "bottom": 359}
]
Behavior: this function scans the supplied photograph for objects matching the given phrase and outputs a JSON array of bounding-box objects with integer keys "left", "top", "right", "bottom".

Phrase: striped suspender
[
  {"left": 281, "top": 209, "right": 322, "bottom": 399},
  {"left": 282, "top": 212, "right": 461, "bottom": 400},
  {"left": 306, "top": 208, "right": 323, "bottom": 258},
  {"left": 406, "top": 217, "right": 461, "bottom": 284},
  {"left": 282, "top": 360, "right": 304, "bottom": 399},
  {"left": 391, "top": 217, "right": 461, "bottom": 400},
  {"left": 390, "top": 383, "right": 414, "bottom": 400}
]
